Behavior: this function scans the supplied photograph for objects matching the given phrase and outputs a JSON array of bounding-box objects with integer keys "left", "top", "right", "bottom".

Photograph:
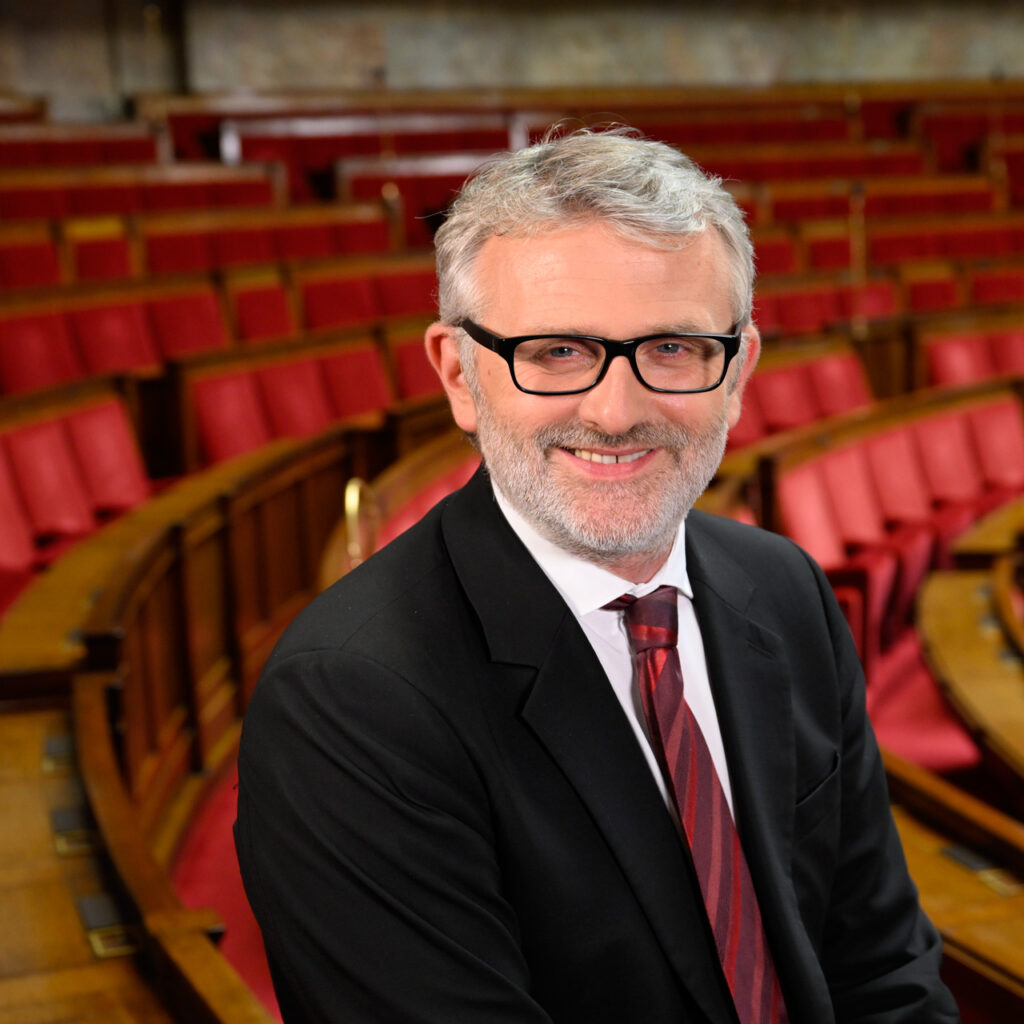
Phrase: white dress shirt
[{"left": 492, "top": 487, "right": 735, "bottom": 819}]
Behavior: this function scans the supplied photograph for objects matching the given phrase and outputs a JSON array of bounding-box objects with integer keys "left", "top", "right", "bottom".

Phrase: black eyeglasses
[{"left": 458, "top": 318, "right": 743, "bottom": 396}]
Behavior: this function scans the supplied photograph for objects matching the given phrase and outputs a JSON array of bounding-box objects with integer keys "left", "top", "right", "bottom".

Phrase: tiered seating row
[
  {"left": 0, "top": 161, "right": 284, "bottom": 221},
  {"left": 0, "top": 120, "right": 165, "bottom": 166},
  {"left": 0, "top": 200, "right": 395, "bottom": 290},
  {"left": 0, "top": 252, "right": 437, "bottom": 391}
]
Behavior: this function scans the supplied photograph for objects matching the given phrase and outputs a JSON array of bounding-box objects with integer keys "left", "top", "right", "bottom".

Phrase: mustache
[{"left": 533, "top": 422, "right": 695, "bottom": 451}]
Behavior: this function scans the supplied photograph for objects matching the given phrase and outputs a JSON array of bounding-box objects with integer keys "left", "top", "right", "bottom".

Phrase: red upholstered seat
[
  {"left": 966, "top": 398, "right": 1024, "bottom": 493},
  {"left": 776, "top": 460, "right": 897, "bottom": 680},
  {"left": 148, "top": 290, "right": 229, "bottom": 358},
  {"left": 232, "top": 283, "right": 296, "bottom": 343},
  {"left": 64, "top": 401, "right": 152, "bottom": 515},
  {"left": 374, "top": 268, "right": 437, "bottom": 318},
  {"left": 753, "top": 364, "right": 820, "bottom": 432},
  {"left": 72, "top": 235, "right": 134, "bottom": 282},
  {"left": 210, "top": 227, "right": 276, "bottom": 269},
  {"left": 377, "top": 457, "right": 481, "bottom": 549},
  {"left": 0, "top": 185, "right": 67, "bottom": 220},
  {"left": 334, "top": 219, "right": 391, "bottom": 254},
  {"left": 0, "top": 240, "right": 61, "bottom": 289},
  {"left": 193, "top": 372, "right": 273, "bottom": 464},
  {"left": 2, "top": 420, "right": 96, "bottom": 548},
  {"left": 0, "top": 448, "right": 36, "bottom": 612},
  {"left": 213, "top": 179, "right": 276, "bottom": 208},
  {"left": 142, "top": 181, "right": 213, "bottom": 212},
  {"left": 989, "top": 329, "right": 1024, "bottom": 374},
  {"left": 773, "top": 287, "right": 841, "bottom": 334},
  {"left": 0, "top": 312, "right": 84, "bottom": 394},
  {"left": 925, "top": 332, "right": 995, "bottom": 386},
  {"left": 805, "top": 352, "right": 873, "bottom": 417},
  {"left": 257, "top": 359, "right": 335, "bottom": 438},
  {"left": 170, "top": 764, "right": 281, "bottom": 1021},
  {"left": 274, "top": 222, "right": 335, "bottom": 261},
  {"left": 911, "top": 409, "right": 1011, "bottom": 520},
  {"left": 390, "top": 335, "right": 443, "bottom": 400},
  {"left": 971, "top": 268, "right": 1024, "bottom": 305},
  {"left": 70, "top": 302, "right": 160, "bottom": 374},
  {"left": 818, "top": 443, "right": 934, "bottom": 640},
  {"left": 68, "top": 183, "right": 142, "bottom": 217},
  {"left": 862, "top": 426, "right": 973, "bottom": 568},
  {"left": 144, "top": 231, "right": 215, "bottom": 275},
  {"left": 320, "top": 345, "right": 393, "bottom": 418},
  {"left": 301, "top": 275, "right": 379, "bottom": 330}
]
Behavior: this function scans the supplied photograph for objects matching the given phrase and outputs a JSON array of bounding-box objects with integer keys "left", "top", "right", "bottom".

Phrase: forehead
[{"left": 473, "top": 222, "right": 734, "bottom": 335}]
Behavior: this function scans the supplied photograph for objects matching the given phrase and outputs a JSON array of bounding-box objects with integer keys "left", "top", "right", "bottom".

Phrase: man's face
[{"left": 427, "top": 221, "right": 759, "bottom": 581}]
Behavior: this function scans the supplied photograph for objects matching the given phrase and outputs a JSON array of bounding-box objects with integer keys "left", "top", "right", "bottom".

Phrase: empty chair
[
  {"left": 374, "top": 268, "right": 437, "bottom": 319},
  {"left": 753, "top": 364, "right": 819, "bottom": 432},
  {"left": 230, "top": 281, "right": 296, "bottom": 343},
  {"left": 965, "top": 398, "right": 1024, "bottom": 494},
  {"left": 776, "top": 460, "right": 897, "bottom": 681},
  {"left": 192, "top": 372, "right": 273, "bottom": 464},
  {"left": 274, "top": 221, "right": 336, "bottom": 261},
  {"left": 805, "top": 351, "right": 873, "bottom": 417},
  {"left": 0, "top": 237, "right": 61, "bottom": 289},
  {"left": 989, "top": 329, "right": 1024, "bottom": 375},
  {"left": 0, "top": 312, "right": 84, "bottom": 394},
  {"left": 257, "top": 359, "right": 336, "bottom": 438},
  {"left": 0, "top": 447, "right": 38, "bottom": 612},
  {"left": 144, "top": 230, "right": 215, "bottom": 275},
  {"left": 388, "top": 334, "right": 443, "bottom": 400},
  {"left": 301, "top": 274, "right": 378, "bottom": 331},
  {"left": 210, "top": 226, "right": 275, "bottom": 269},
  {"left": 320, "top": 344, "right": 394, "bottom": 419},
  {"left": 65, "top": 217, "right": 136, "bottom": 283},
  {"left": 863, "top": 426, "right": 973, "bottom": 568},
  {"left": 334, "top": 218, "right": 391, "bottom": 255},
  {"left": 924, "top": 332, "right": 995, "bottom": 387},
  {"left": 148, "top": 289, "right": 230, "bottom": 358},
  {"left": 70, "top": 301, "right": 160, "bottom": 374},
  {"left": 911, "top": 408, "right": 1011, "bottom": 521},
  {"left": 773, "top": 287, "right": 842, "bottom": 334},
  {"left": 818, "top": 442, "right": 934, "bottom": 641},
  {"left": 2, "top": 419, "right": 96, "bottom": 557},
  {"left": 64, "top": 400, "right": 152, "bottom": 516}
]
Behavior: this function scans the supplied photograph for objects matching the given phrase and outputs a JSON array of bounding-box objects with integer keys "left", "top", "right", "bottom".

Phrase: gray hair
[{"left": 433, "top": 126, "right": 755, "bottom": 330}]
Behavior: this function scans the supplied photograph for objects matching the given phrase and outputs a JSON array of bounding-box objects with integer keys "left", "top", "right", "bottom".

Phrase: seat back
[
  {"left": 0, "top": 312, "right": 84, "bottom": 394},
  {"left": 192, "top": 372, "right": 273, "bottom": 464},
  {"left": 257, "top": 359, "right": 335, "bottom": 438},
  {"left": 64, "top": 400, "right": 152, "bottom": 514},
  {"left": 70, "top": 301, "right": 160, "bottom": 374},
  {"left": 320, "top": 344, "right": 394, "bottom": 418},
  {"left": 806, "top": 352, "right": 873, "bottom": 417},
  {"left": 966, "top": 398, "right": 1024, "bottom": 491}
]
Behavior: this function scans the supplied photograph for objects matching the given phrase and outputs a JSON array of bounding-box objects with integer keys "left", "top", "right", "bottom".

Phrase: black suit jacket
[{"left": 235, "top": 468, "right": 960, "bottom": 1023}]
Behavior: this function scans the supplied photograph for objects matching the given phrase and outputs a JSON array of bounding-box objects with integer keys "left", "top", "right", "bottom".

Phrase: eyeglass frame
[{"left": 457, "top": 317, "right": 745, "bottom": 396}]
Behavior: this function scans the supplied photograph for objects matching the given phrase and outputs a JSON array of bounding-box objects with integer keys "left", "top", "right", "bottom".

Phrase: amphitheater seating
[{"left": 0, "top": 121, "right": 161, "bottom": 167}]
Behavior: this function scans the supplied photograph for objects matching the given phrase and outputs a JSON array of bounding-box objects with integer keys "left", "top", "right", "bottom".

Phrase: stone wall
[{"left": 2, "top": 0, "right": 1024, "bottom": 121}]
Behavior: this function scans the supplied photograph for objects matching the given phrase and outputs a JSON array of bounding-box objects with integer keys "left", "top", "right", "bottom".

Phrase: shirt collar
[{"left": 491, "top": 483, "right": 693, "bottom": 617}]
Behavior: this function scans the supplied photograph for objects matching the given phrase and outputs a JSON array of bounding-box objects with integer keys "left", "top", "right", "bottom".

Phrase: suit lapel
[{"left": 443, "top": 474, "right": 736, "bottom": 1022}]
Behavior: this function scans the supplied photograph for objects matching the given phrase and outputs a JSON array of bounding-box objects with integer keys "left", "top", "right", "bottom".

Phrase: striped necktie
[{"left": 606, "top": 586, "right": 788, "bottom": 1024}]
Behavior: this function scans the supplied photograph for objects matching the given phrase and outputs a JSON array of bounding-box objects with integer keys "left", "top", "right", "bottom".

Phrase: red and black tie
[{"left": 606, "top": 586, "right": 788, "bottom": 1024}]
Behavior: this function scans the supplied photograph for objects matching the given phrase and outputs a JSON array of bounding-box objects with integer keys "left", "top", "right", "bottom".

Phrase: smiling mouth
[{"left": 570, "top": 448, "right": 652, "bottom": 465}]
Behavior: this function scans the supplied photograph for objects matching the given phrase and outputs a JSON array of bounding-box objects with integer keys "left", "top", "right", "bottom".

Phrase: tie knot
[{"left": 605, "top": 585, "right": 678, "bottom": 653}]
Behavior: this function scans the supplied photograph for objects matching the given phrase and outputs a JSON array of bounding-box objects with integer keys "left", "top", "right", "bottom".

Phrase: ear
[
  {"left": 726, "top": 324, "right": 761, "bottom": 430},
  {"left": 425, "top": 322, "right": 478, "bottom": 434}
]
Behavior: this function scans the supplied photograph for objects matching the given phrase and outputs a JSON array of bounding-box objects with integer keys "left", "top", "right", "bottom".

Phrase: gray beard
[{"left": 473, "top": 403, "right": 728, "bottom": 569}]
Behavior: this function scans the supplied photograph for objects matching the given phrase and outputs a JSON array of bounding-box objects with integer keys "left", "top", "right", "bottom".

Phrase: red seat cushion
[
  {"left": 148, "top": 290, "right": 229, "bottom": 358},
  {"left": 193, "top": 372, "right": 273, "bottom": 464},
  {"left": 257, "top": 359, "right": 335, "bottom": 438},
  {"left": 0, "top": 312, "right": 84, "bottom": 394}
]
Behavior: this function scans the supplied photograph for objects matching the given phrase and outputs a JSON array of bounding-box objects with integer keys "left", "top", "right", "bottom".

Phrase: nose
[{"left": 575, "top": 353, "right": 656, "bottom": 436}]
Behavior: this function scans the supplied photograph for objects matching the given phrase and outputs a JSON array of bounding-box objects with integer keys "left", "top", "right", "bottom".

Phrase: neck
[{"left": 589, "top": 545, "right": 673, "bottom": 585}]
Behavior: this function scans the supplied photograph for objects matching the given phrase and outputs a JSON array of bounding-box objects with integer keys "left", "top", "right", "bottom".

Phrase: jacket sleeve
[
  {"left": 801, "top": 548, "right": 962, "bottom": 1024},
  {"left": 234, "top": 647, "right": 554, "bottom": 1024}
]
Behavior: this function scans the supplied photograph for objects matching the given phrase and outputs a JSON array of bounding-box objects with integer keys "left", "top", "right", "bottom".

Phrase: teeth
[{"left": 572, "top": 449, "right": 650, "bottom": 464}]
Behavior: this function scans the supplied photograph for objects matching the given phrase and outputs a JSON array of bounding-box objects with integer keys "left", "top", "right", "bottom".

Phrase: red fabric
[
  {"left": 925, "top": 333, "right": 995, "bottom": 386},
  {"left": 63, "top": 401, "right": 152, "bottom": 514},
  {"left": 805, "top": 353, "right": 872, "bottom": 417},
  {"left": 3, "top": 419, "right": 95, "bottom": 540},
  {"left": 753, "top": 365, "right": 819, "bottom": 432},
  {"left": 0, "top": 447, "right": 36, "bottom": 573},
  {"left": 301, "top": 275, "right": 378, "bottom": 330},
  {"left": 392, "top": 337, "right": 443, "bottom": 400},
  {"left": 320, "top": 346, "right": 393, "bottom": 418},
  {"left": 170, "top": 764, "right": 281, "bottom": 1021},
  {"left": 70, "top": 302, "right": 160, "bottom": 374},
  {"left": 0, "top": 312, "right": 84, "bottom": 394},
  {"left": 0, "top": 241, "right": 61, "bottom": 289},
  {"left": 257, "top": 359, "right": 335, "bottom": 438},
  {"left": 233, "top": 284, "right": 296, "bottom": 343},
  {"left": 148, "top": 290, "right": 229, "bottom": 358},
  {"left": 193, "top": 373, "right": 273, "bottom": 464}
]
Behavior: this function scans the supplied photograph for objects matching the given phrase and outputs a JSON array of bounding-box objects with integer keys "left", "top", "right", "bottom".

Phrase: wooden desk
[{"left": 953, "top": 496, "right": 1024, "bottom": 568}]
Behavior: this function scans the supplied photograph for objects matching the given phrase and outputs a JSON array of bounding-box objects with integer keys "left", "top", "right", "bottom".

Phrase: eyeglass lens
[{"left": 512, "top": 335, "right": 727, "bottom": 394}]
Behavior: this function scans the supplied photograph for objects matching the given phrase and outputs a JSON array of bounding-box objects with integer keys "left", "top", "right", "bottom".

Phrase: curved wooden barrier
[{"left": 0, "top": 428, "right": 353, "bottom": 1022}]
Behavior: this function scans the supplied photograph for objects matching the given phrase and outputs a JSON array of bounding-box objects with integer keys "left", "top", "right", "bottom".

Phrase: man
[{"left": 235, "top": 129, "right": 960, "bottom": 1023}]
